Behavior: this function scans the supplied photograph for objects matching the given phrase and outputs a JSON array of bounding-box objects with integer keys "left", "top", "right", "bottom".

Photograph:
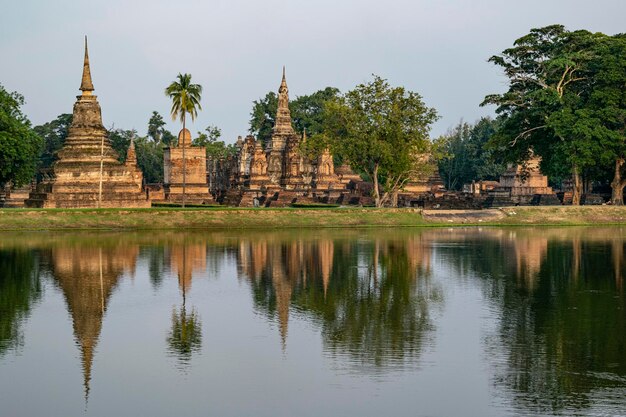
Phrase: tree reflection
[
  {"left": 0, "top": 248, "right": 41, "bottom": 357},
  {"left": 438, "top": 228, "right": 626, "bottom": 415},
  {"left": 239, "top": 233, "right": 441, "bottom": 368},
  {"left": 147, "top": 246, "right": 167, "bottom": 289},
  {"left": 167, "top": 306, "right": 202, "bottom": 365},
  {"left": 166, "top": 243, "right": 203, "bottom": 367}
]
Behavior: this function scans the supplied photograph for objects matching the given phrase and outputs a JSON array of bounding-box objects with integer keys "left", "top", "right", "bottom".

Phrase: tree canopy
[
  {"left": 249, "top": 87, "right": 340, "bottom": 146},
  {"left": 0, "top": 85, "right": 43, "bottom": 188},
  {"left": 323, "top": 75, "right": 439, "bottom": 207},
  {"left": 437, "top": 117, "right": 504, "bottom": 190},
  {"left": 33, "top": 113, "right": 72, "bottom": 170},
  {"left": 483, "top": 25, "right": 626, "bottom": 204},
  {"left": 165, "top": 73, "right": 203, "bottom": 128},
  {"left": 147, "top": 111, "right": 176, "bottom": 146},
  {"left": 192, "top": 125, "right": 237, "bottom": 159}
]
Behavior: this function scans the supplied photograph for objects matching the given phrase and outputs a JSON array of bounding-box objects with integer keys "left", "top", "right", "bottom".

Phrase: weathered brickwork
[{"left": 26, "top": 38, "right": 149, "bottom": 208}]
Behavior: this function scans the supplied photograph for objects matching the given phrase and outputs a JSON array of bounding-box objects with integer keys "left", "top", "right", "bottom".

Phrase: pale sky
[{"left": 2, "top": 0, "right": 624, "bottom": 142}]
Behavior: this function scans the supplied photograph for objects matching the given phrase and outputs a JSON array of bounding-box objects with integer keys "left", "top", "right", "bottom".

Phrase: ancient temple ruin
[
  {"left": 486, "top": 154, "right": 559, "bottom": 206},
  {"left": 209, "top": 68, "right": 348, "bottom": 207},
  {"left": 26, "top": 38, "right": 149, "bottom": 208}
]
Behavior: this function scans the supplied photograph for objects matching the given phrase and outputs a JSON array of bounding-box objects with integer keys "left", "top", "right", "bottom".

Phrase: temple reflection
[
  {"left": 49, "top": 240, "right": 139, "bottom": 401},
  {"left": 166, "top": 242, "right": 205, "bottom": 367},
  {"left": 236, "top": 233, "right": 440, "bottom": 364},
  {"left": 1, "top": 228, "right": 625, "bottom": 415},
  {"left": 435, "top": 227, "right": 626, "bottom": 415}
]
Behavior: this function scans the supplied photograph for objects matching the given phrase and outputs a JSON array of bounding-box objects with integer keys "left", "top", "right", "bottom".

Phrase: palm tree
[{"left": 165, "top": 73, "right": 202, "bottom": 208}]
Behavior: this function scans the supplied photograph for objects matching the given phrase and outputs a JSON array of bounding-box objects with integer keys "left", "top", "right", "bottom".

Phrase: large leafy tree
[
  {"left": 0, "top": 85, "right": 43, "bottom": 188},
  {"left": 586, "top": 34, "right": 626, "bottom": 204},
  {"left": 438, "top": 117, "right": 504, "bottom": 190},
  {"left": 249, "top": 92, "right": 277, "bottom": 146},
  {"left": 249, "top": 87, "right": 340, "bottom": 146},
  {"left": 134, "top": 135, "right": 164, "bottom": 184},
  {"left": 323, "top": 75, "right": 439, "bottom": 207},
  {"left": 110, "top": 124, "right": 167, "bottom": 184},
  {"left": 107, "top": 128, "right": 136, "bottom": 162},
  {"left": 33, "top": 113, "right": 72, "bottom": 169},
  {"left": 165, "top": 73, "right": 203, "bottom": 207},
  {"left": 483, "top": 25, "right": 605, "bottom": 205}
]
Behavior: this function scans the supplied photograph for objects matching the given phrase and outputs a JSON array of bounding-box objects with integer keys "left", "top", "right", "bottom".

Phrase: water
[{"left": 0, "top": 228, "right": 624, "bottom": 417}]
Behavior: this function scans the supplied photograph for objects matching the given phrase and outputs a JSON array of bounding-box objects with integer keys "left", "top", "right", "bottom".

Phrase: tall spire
[
  {"left": 125, "top": 136, "right": 137, "bottom": 166},
  {"left": 272, "top": 66, "right": 295, "bottom": 136},
  {"left": 80, "top": 36, "right": 95, "bottom": 95}
]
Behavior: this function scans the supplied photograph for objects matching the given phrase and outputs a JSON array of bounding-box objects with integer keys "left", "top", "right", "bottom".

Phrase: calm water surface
[{"left": 0, "top": 228, "right": 624, "bottom": 417}]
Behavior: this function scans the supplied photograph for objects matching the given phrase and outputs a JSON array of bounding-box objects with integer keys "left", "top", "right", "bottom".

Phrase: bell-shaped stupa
[{"left": 26, "top": 37, "right": 150, "bottom": 208}]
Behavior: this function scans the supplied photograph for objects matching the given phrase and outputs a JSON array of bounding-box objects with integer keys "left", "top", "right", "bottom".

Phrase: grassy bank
[{"left": 1, "top": 206, "right": 626, "bottom": 231}]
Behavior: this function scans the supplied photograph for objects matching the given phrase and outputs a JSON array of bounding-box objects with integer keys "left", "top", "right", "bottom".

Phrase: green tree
[
  {"left": 249, "top": 92, "right": 277, "bottom": 146},
  {"left": 107, "top": 128, "right": 137, "bottom": 163},
  {"left": 323, "top": 76, "right": 439, "bottom": 207},
  {"left": 192, "top": 125, "right": 237, "bottom": 159},
  {"left": 483, "top": 26, "right": 605, "bottom": 205},
  {"left": 0, "top": 85, "right": 43, "bottom": 188},
  {"left": 33, "top": 113, "right": 72, "bottom": 169},
  {"left": 134, "top": 136, "right": 164, "bottom": 184},
  {"left": 438, "top": 117, "right": 504, "bottom": 190},
  {"left": 249, "top": 87, "right": 340, "bottom": 146},
  {"left": 292, "top": 87, "right": 340, "bottom": 135},
  {"left": 586, "top": 34, "right": 626, "bottom": 204},
  {"left": 147, "top": 111, "right": 176, "bottom": 146},
  {"left": 165, "top": 73, "right": 203, "bottom": 207}
]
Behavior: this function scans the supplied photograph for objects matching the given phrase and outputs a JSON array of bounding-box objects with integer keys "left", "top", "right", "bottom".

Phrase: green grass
[{"left": 2, "top": 205, "right": 626, "bottom": 231}]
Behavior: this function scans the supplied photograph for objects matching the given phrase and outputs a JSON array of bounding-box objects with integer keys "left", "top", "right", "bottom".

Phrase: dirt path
[{"left": 422, "top": 209, "right": 507, "bottom": 223}]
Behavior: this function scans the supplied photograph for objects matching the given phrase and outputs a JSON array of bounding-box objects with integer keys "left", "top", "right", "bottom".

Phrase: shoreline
[{"left": 2, "top": 206, "right": 626, "bottom": 231}]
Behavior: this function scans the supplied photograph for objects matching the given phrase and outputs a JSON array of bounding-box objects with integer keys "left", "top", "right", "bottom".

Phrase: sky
[{"left": 1, "top": 0, "right": 625, "bottom": 143}]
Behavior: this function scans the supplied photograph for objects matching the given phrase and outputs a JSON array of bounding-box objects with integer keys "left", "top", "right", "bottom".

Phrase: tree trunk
[
  {"left": 372, "top": 164, "right": 381, "bottom": 207},
  {"left": 182, "top": 114, "right": 187, "bottom": 208},
  {"left": 572, "top": 165, "right": 582, "bottom": 206},
  {"left": 611, "top": 158, "right": 626, "bottom": 205}
]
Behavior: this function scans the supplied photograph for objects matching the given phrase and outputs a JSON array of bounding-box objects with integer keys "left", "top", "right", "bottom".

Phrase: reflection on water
[
  {"left": 437, "top": 229, "right": 626, "bottom": 415},
  {"left": 50, "top": 242, "right": 137, "bottom": 399},
  {"left": 0, "top": 247, "right": 42, "bottom": 357},
  {"left": 0, "top": 228, "right": 624, "bottom": 416},
  {"left": 167, "top": 243, "right": 204, "bottom": 367},
  {"left": 236, "top": 235, "right": 440, "bottom": 364}
]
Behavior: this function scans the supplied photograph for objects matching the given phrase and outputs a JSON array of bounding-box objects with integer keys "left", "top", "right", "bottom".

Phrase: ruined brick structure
[
  {"left": 210, "top": 69, "right": 347, "bottom": 207},
  {"left": 26, "top": 38, "right": 149, "bottom": 208},
  {"left": 0, "top": 183, "right": 31, "bottom": 208},
  {"left": 486, "top": 154, "right": 560, "bottom": 206},
  {"left": 163, "top": 129, "right": 213, "bottom": 204}
]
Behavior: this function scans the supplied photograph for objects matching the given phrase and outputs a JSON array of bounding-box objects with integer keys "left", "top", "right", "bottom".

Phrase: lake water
[{"left": 0, "top": 228, "right": 624, "bottom": 417}]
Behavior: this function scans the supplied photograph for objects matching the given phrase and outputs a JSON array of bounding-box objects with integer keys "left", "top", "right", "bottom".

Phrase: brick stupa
[{"left": 26, "top": 38, "right": 149, "bottom": 208}]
